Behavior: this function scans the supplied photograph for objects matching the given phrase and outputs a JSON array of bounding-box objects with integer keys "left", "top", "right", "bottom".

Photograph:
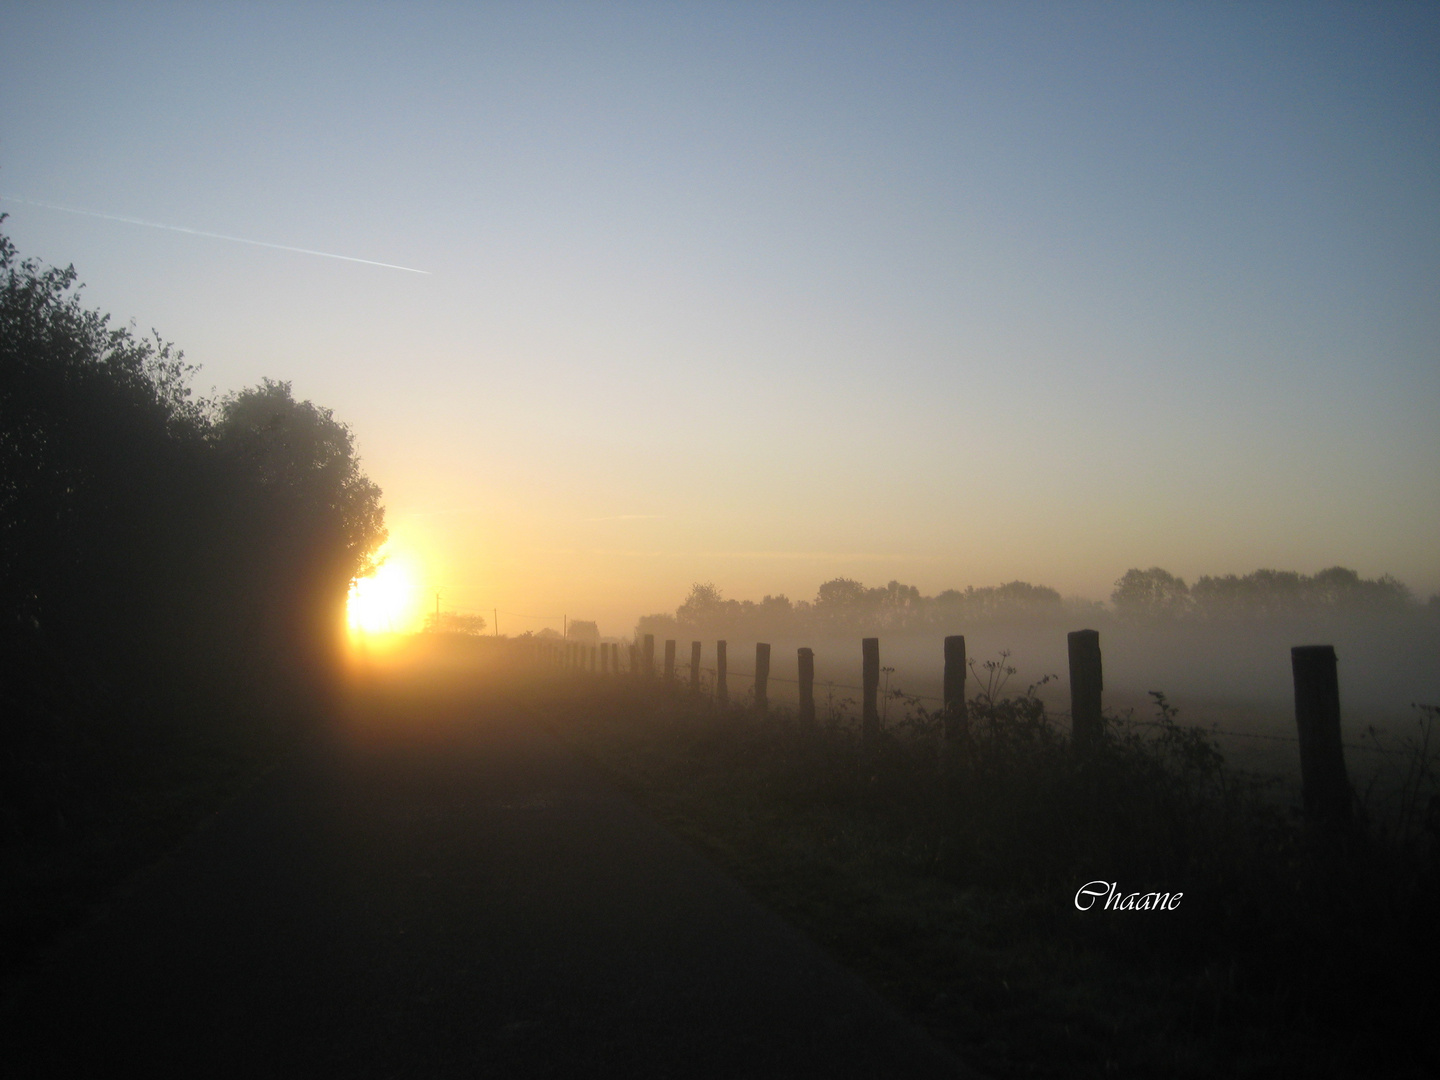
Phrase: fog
[{"left": 616, "top": 608, "right": 1438, "bottom": 782}]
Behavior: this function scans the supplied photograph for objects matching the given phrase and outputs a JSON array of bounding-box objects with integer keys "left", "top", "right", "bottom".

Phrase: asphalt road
[{"left": 3, "top": 688, "right": 977, "bottom": 1078}]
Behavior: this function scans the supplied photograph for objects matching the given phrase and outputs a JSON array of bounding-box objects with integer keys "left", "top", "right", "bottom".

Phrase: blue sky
[{"left": 3, "top": 2, "right": 1436, "bottom": 633}]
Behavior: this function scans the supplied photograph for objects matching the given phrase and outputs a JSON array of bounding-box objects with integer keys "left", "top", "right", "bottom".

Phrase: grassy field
[
  {"left": 539, "top": 667, "right": 1439, "bottom": 1078},
  {"left": 7, "top": 632, "right": 1435, "bottom": 1076}
]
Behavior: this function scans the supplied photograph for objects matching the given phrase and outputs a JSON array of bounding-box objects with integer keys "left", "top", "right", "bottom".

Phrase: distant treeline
[
  {"left": 1111, "top": 565, "right": 1426, "bottom": 621},
  {"left": 1, "top": 223, "right": 385, "bottom": 836},
  {"left": 636, "top": 566, "right": 1433, "bottom": 642}
]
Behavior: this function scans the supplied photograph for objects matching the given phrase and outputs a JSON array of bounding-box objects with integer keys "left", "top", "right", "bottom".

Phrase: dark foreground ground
[{"left": 1, "top": 679, "right": 975, "bottom": 1078}]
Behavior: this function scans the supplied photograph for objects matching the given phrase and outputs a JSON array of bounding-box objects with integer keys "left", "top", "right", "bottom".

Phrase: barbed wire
[
  {"left": 596, "top": 663, "right": 1421, "bottom": 758},
  {"left": 533, "top": 640, "right": 1430, "bottom": 761}
]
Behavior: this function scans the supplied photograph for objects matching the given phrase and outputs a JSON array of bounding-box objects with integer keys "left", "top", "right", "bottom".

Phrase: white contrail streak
[{"left": 1, "top": 195, "right": 430, "bottom": 275}]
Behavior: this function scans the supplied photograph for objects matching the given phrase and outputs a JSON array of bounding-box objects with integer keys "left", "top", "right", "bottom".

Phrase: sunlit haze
[
  {"left": 347, "top": 545, "right": 425, "bottom": 635},
  {"left": 3, "top": 3, "right": 1436, "bottom": 636}
]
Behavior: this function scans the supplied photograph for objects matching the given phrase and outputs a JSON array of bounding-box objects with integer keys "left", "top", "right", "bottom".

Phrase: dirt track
[{"left": 3, "top": 683, "right": 975, "bottom": 1077}]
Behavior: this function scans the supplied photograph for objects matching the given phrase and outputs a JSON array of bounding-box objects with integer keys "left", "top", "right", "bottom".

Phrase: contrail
[{"left": 1, "top": 195, "right": 430, "bottom": 275}]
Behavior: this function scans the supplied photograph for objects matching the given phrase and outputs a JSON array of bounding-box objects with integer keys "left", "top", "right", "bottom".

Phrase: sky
[{"left": 2, "top": 1, "right": 1436, "bottom": 637}]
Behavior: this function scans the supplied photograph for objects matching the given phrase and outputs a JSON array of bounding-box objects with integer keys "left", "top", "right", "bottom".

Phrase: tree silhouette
[
  {"left": 1111, "top": 567, "right": 1191, "bottom": 621},
  {"left": 1, "top": 222, "right": 386, "bottom": 836}
]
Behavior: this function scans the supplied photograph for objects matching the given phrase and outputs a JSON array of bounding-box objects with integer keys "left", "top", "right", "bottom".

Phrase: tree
[
  {"left": 1191, "top": 566, "right": 1412, "bottom": 620},
  {"left": 1111, "top": 567, "right": 1191, "bottom": 620},
  {"left": 1191, "top": 569, "right": 1305, "bottom": 618},
  {"left": 2, "top": 221, "right": 213, "bottom": 688},
  {"left": 929, "top": 581, "right": 1063, "bottom": 625},
  {"left": 424, "top": 611, "right": 488, "bottom": 635},
  {"left": 210, "top": 379, "right": 386, "bottom": 663},
  {"left": 1, "top": 220, "right": 389, "bottom": 856},
  {"left": 813, "top": 577, "right": 873, "bottom": 630},
  {"left": 216, "top": 379, "right": 385, "bottom": 582},
  {"left": 677, "top": 582, "right": 726, "bottom": 628},
  {"left": 635, "top": 612, "right": 678, "bottom": 640},
  {"left": 1, "top": 221, "right": 385, "bottom": 727},
  {"left": 566, "top": 619, "right": 599, "bottom": 643},
  {"left": 1308, "top": 566, "right": 1410, "bottom": 611}
]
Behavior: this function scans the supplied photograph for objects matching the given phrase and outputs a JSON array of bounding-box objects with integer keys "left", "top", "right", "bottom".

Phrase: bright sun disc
[{"left": 348, "top": 554, "right": 418, "bottom": 634}]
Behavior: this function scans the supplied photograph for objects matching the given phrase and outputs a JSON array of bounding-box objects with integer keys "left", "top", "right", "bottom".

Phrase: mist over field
[
  {"left": 613, "top": 570, "right": 1439, "bottom": 783},
  {"left": 5, "top": 3, "right": 1438, "bottom": 1074},
  {"left": 685, "top": 609, "right": 1440, "bottom": 714}
]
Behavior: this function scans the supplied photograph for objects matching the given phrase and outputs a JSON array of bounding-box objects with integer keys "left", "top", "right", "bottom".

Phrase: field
[
  {"left": 6, "top": 629, "right": 1436, "bottom": 1076},
  {"left": 520, "top": 634, "right": 1438, "bottom": 1078}
]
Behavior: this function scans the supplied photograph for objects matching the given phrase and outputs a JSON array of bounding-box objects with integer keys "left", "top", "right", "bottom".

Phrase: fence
[{"left": 519, "top": 628, "right": 1388, "bottom": 839}]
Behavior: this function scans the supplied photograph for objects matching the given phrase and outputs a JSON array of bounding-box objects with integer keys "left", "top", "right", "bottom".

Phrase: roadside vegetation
[
  {"left": 0, "top": 224, "right": 386, "bottom": 990},
  {"left": 540, "top": 663, "right": 1440, "bottom": 1078}
]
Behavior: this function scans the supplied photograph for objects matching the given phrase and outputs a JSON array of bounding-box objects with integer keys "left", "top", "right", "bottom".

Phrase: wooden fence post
[
  {"left": 1292, "top": 645, "right": 1353, "bottom": 834},
  {"left": 664, "top": 639, "right": 676, "bottom": 683},
  {"left": 1068, "top": 629, "right": 1103, "bottom": 750},
  {"left": 754, "top": 643, "right": 771, "bottom": 713},
  {"left": 690, "top": 641, "right": 701, "bottom": 694},
  {"left": 862, "top": 638, "right": 880, "bottom": 742},
  {"left": 716, "top": 640, "right": 728, "bottom": 705},
  {"left": 943, "top": 634, "right": 968, "bottom": 742},
  {"left": 644, "top": 634, "right": 655, "bottom": 678},
  {"left": 798, "top": 647, "right": 815, "bottom": 726}
]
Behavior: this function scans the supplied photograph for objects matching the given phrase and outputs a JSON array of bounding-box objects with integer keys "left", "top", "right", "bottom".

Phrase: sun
[{"left": 348, "top": 549, "right": 421, "bottom": 634}]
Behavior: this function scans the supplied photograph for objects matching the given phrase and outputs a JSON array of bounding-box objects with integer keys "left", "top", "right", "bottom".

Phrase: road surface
[{"left": 3, "top": 685, "right": 977, "bottom": 1077}]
